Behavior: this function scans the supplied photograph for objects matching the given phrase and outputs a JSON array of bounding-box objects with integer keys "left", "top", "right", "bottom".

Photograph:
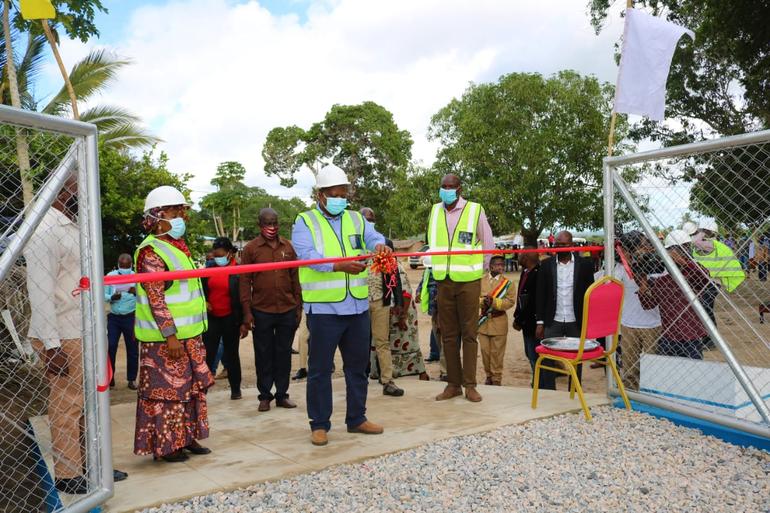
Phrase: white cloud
[{"left": 45, "top": 0, "right": 625, "bottom": 203}]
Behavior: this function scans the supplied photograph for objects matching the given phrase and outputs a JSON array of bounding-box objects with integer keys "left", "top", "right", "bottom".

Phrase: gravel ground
[{"left": 139, "top": 406, "right": 770, "bottom": 513}]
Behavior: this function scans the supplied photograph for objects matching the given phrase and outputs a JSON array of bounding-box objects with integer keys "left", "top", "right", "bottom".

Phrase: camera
[{"left": 616, "top": 230, "right": 666, "bottom": 278}]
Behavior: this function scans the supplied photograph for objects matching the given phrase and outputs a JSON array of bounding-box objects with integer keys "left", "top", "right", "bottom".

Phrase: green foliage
[
  {"left": 12, "top": 1, "right": 107, "bottom": 43},
  {"left": 589, "top": 1, "right": 769, "bottom": 228},
  {"left": 382, "top": 164, "right": 443, "bottom": 239},
  {"left": 263, "top": 101, "right": 413, "bottom": 217},
  {"left": 99, "top": 145, "right": 195, "bottom": 267},
  {"left": 199, "top": 160, "right": 308, "bottom": 242},
  {"left": 589, "top": 0, "right": 769, "bottom": 140},
  {"left": 429, "top": 71, "right": 630, "bottom": 246}
]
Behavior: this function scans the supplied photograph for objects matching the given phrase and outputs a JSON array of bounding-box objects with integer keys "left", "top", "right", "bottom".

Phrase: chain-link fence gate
[
  {"left": 603, "top": 129, "right": 770, "bottom": 439},
  {"left": 0, "top": 105, "right": 112, "bottom": 512}
]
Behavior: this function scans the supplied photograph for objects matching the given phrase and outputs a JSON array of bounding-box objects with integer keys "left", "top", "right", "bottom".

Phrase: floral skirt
[
  {"left": 133, "top": 336, "right": 214, "bottom": 457},
  {"left": 370, "top": 301, "right": 427, "bottom": 379}
]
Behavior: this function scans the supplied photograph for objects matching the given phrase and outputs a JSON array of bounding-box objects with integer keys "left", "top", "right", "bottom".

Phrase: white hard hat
[
  {"left": 664, "top": 229, "right": 692, "bottom": 248},
  {"left": 682, "top": 221, "right": 698, "bottom": 235},
  {"left": 316, "top": 164, "right": 350, "bottom": 189},
  {"left": 144, "top": 186, "right": 189, "bottom": 212},
  {"left": 699, "top": 218, "right": 718, "bottom": 233}
]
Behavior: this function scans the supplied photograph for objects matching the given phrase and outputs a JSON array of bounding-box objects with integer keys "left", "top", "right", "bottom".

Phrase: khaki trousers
[
  {"left": 437, "top": 278, "right": 481, "bottom": 387},
  {"left": 619, "top": 325, "right": 662, "bottom": 391},
  {"left": 32, "top": 339, "right": 85, "bottom": 479},
  {"left": 369, "top": 300, "right": 393, "bottom": 383},
  {"left": 478, "top": 333, "right": 506, "bottom": 383},
  {"left": 295, "top": 318, "right": 309, "bottom": 369}
]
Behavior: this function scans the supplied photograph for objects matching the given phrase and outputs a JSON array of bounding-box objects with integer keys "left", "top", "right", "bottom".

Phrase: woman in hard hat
[
  {"left": 636, "top": 229, "right": 712, "bottom": 360},
  {"left": 133, "top": 186, "right": 214, "bottom": 463}
]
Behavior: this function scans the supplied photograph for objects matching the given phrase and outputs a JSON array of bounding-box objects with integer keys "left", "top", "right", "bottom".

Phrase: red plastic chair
[{"left": 531, "top": 276, "right": 631, "bottom": 420}]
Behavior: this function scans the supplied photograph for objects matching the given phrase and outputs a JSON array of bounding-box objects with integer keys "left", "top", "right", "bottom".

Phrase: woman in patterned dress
[
  {"left": 133, "top": 187, "right": 214, "bottom": 463},
  {"left": 370, "top": 258, "right": 429, "bottom": 381}
]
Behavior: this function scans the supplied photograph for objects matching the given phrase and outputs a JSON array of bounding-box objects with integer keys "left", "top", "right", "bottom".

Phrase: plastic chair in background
[{"left": 531, "top": 276, "right": 631, "bottom": 420}]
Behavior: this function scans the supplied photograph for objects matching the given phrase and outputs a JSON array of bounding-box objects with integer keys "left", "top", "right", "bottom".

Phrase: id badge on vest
[
  {"left": 349, "top": 234, "right": 363, "bottom": 250},
  {"left": 458, "top": 231, "right": 474, "bottom": 245}
]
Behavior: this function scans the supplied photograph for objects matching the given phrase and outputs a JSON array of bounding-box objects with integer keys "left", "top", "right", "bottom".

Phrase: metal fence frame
[
  {"left": 0, "top": 104, "right": 113, "bottom": 512},
  {"left": 603, "top": 129, "right": 770, "bottom": 440}
]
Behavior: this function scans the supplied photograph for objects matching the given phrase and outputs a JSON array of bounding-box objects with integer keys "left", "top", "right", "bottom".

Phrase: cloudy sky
[{"left": 39, "top": 0, "right": 626, "bottom": 203}]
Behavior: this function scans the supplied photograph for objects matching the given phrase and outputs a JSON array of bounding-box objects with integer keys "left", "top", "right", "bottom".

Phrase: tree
[
  {"left": 429, "top": 71, "right": 631, "bottom": 246},
  {"left": 262, "top": 101, "right": 413, "bottom": 216},
  {"left": 199, "top": 161, "right": 309, "bottom": 243},
  {"left": 589, "top": 1, "right": 769, "bottom": 141},
  {"left": 382, "top": 164, "right": 443, "bottom": 239},
  {"left": 199, "top": 161, "right": 250, "bottom": 242},
  {"left": 99, "top": 146, "right": 195, "bottom": 267},
  {"left": 589, "top": 1, "right": 769, "bottom": 229}
]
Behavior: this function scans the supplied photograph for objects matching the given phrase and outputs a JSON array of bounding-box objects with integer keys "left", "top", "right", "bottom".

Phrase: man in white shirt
[
  {"left": 534, "top": 231, "right": 596, "bottom": 389},
  {"left": 613, "top": 262, "right": 662, "bottom": 390},
  {"left": 24, "top": 178, "right": 126, "bottom": 494}
]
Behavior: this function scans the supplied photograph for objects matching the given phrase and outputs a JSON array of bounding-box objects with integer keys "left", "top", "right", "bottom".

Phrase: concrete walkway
[{"left": 104, "top": 379, "right": 608, "bottom": 512}]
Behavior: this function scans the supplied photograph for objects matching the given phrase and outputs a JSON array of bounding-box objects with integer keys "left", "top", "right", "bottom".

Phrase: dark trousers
[
  {"left": 107, "top": 312, "right": 138, "bottom": 382},
  {"left": 252, "top": 309, "right": 297, "bottom": 402},
  {"left": 658, "top": 337, "right": 705, "bottom": 359},
  {"left": 437, "top": 279, "right": 481, "bottom": 387},
  {"left": 203, "top": 313, "right": 242, "bottom": 393},
  {"left": 543, "top": 321, "right": 583, "bottom": 390},
  {"left": 758, "top": 262, "right": 767, "bottom": 282},
  {"left": 306, "top": 311, "right": 370, "bottom": 431},
  {"left": 522, "top": 331, "right": 542, "bottom": 389},
  {"left": 429, "top": 325, "right": 440, "bottom": 360}
]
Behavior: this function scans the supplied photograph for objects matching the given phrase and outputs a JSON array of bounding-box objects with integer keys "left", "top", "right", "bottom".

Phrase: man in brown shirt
[{"left": 240, "top": 208, "right": 302, "bottom": 412}]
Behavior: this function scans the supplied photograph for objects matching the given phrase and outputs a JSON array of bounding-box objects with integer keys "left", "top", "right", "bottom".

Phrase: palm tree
[{"left": 1, "top": 29, "right": 160, "bottom": 150}]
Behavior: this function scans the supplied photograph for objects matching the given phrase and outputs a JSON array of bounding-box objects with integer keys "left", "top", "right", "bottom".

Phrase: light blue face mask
[
  {"left": 214, "top": 256, "right": 229, "bottom": 267},
  {"left": 439, "top": 188, "right": 458, "bottom": 205},
  {"left": 324, "top": 195, "right": 348, "bottom": 216},
  {"left": 167, "top": 217, "right": 186, "bottom": 239},
  {"left": 117, "top": 267, "right": 132, "bottom": 275}
]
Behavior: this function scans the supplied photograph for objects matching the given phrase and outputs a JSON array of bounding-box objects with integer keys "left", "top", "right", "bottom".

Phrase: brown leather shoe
[
  {"left": 347, "top": 420, "right": 384, "bottom": 434},
  {"left": 276, "top": 398, "right": 297, "bottom": 408},
  {"left": 258, "top": 399, "right": 271, "bottom": 412},
  {"left": 465, "top": 386, "right": 483, "bottom": 402},
  {"left": 311, "top": 429, "right": 328, "bottom": 446},
  {"left": 435, "top": 385, "right": 463, "bottom": 401}
]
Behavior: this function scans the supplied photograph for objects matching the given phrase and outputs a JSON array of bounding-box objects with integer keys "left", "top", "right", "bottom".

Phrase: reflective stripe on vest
[
  {"left": 692, "top": 240, "right": 745, "bottom": 293},
  {"left": 297, "top": 209, "right": 369, "bottom": 303},
  {"left": 134, "top": 235, "right": 208, "bottom": 342},
  {"left": 427, "top": 201, "right": 484, "bottom": 282}
]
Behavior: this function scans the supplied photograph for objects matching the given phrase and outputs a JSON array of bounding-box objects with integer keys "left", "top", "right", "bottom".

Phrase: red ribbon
[
  {"left": 71, "top": 276, "right": 91, "bottom": 297},
  {"left": 96, "top": 357, "right": 114, "bottom": 393},
  {"left": 102, "top": 246, "right": 605, "bottom": 286}
]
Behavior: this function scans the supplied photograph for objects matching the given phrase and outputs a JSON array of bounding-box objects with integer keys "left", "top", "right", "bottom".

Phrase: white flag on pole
[{"left": 614, "top": 8, "right": 694, "bottom": 121}]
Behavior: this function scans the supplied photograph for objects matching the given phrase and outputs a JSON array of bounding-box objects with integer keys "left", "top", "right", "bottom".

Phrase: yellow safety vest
[
  {"left": 297, "top": 209, "right": 369, "bottom": 303},
  {"left": 692, "top": 240, "right": 745, "bottom": 293},
  {"left": 427, "top": 201, "right": 484, "bottom": 282},
  {"left": 134, "top": 235, "right": 207, "bottom": 342}
]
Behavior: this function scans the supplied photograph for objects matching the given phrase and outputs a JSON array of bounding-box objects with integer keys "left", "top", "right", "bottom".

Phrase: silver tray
[{"left": 541, "top": 337, "right": 599, "bottom": 352}]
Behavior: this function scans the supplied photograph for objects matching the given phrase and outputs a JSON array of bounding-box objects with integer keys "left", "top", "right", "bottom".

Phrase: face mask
[
  {"left": 117, "top": 267, "right": 132, "bottom": 275},
  {"left": 261, "top": 226, "right": 278, "bottom": 240},
  {"left": 166, "top": 217, "right": 186, "bottom": 239},
  {"left": 214, "top": 256, "right": 229, "bottom": 267},
  {"left": 324, "top": 196, "right": 348, "bottom": 216},
  {"left": 439, "top": 188, "right": 457, "bottom": 205}
]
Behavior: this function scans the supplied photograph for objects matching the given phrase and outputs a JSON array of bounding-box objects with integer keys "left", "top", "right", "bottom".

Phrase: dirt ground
[{"left": 109, "top": 267, "right": 609, "bottom": 406}]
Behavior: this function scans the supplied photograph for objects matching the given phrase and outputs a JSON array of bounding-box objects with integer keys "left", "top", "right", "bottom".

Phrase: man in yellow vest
[
  {"left": 292, "top": 164, "right": 392, "bottom": 446},
  {"left": 427, "top": 174, "right": 494, "bottom": 402},
  {"left": 683, "top": 219, "right": 745, "bottom": 333}
]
